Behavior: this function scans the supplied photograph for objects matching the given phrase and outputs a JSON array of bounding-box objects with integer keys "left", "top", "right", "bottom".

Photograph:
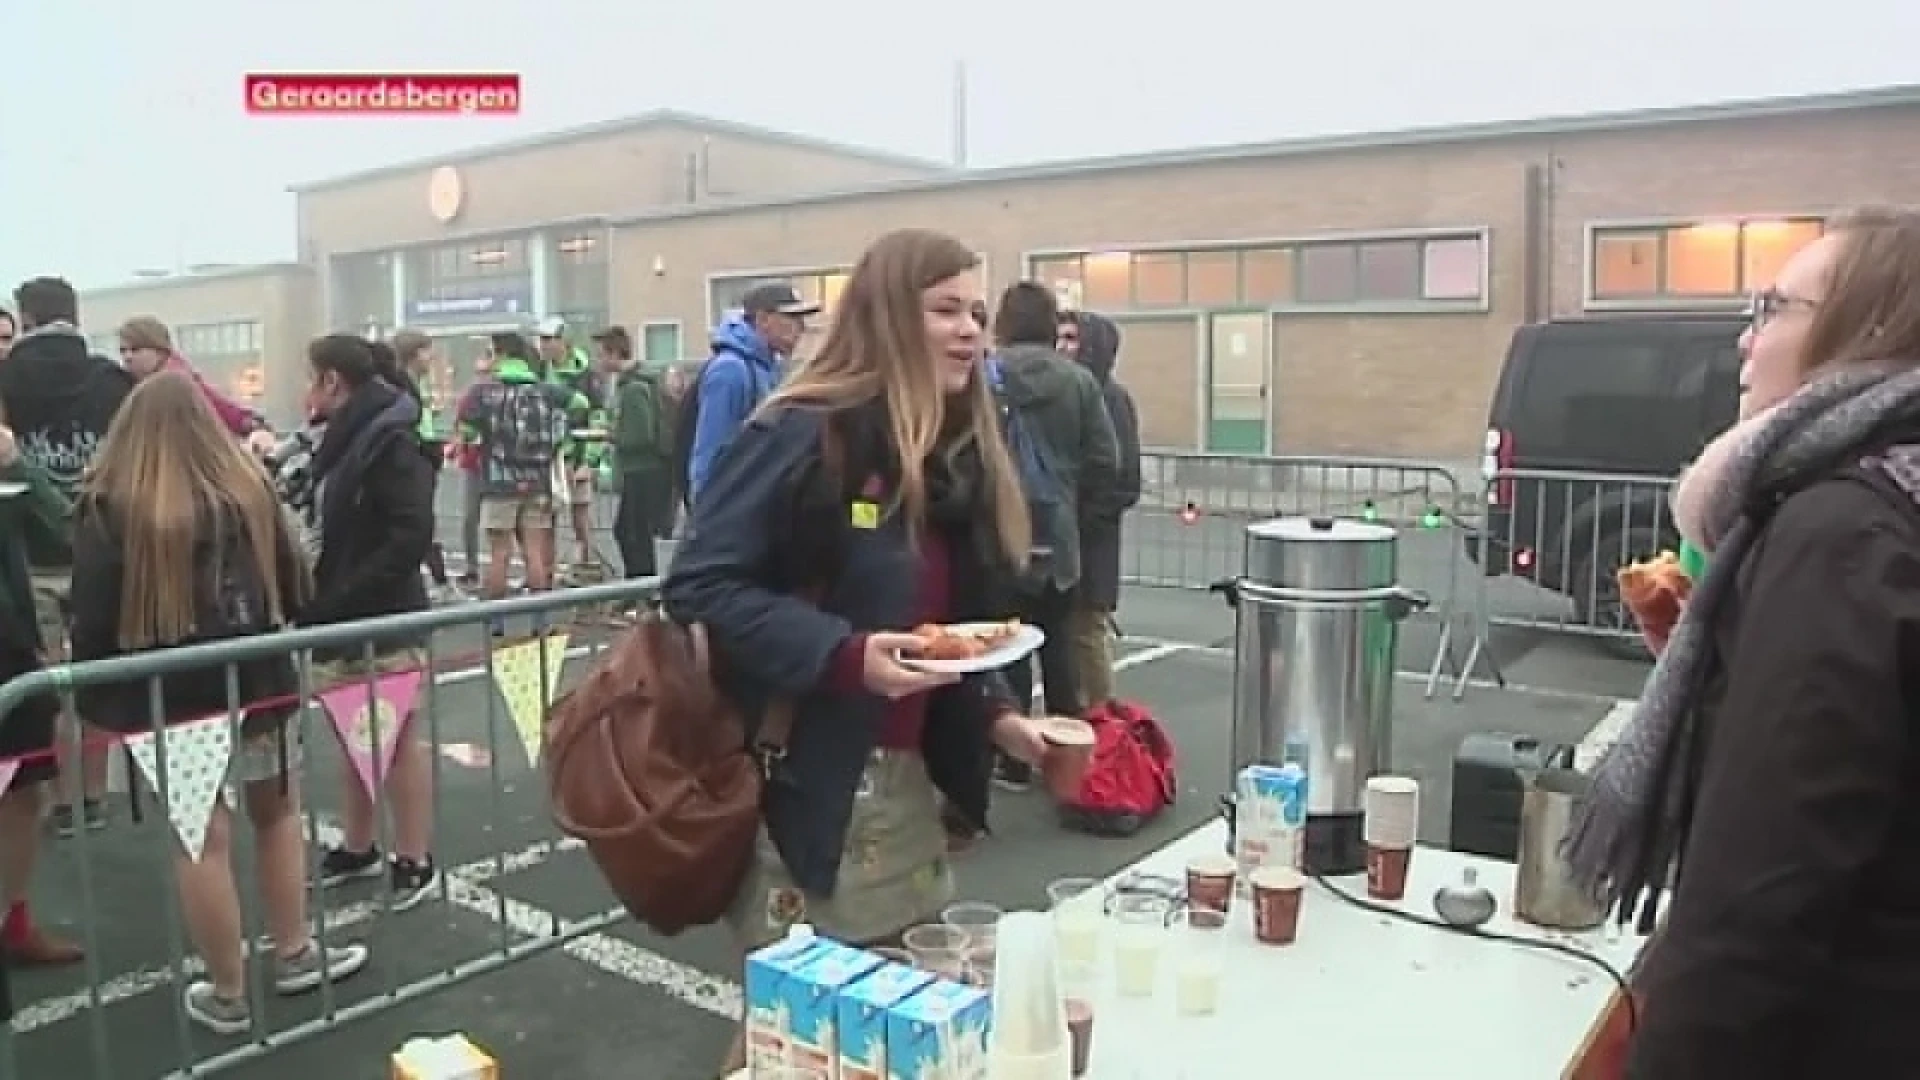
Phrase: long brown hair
[
  {"left": 1799, "top": 207, "right": 1920, "bottom": 375},
  {"left": 85, "top": 371, "right": 306, "bottom": 649},
  {"left": 760, "top": 229, "right": 1030, "bottom": 564}
]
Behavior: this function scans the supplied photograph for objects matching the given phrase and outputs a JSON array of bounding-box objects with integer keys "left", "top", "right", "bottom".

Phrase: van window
[
  {"left": 1694, "top": 339, "right": 1743, "bottom": 442},
  {"left": 1509, "top": 335, "right": 1697, "bottom": 470}
]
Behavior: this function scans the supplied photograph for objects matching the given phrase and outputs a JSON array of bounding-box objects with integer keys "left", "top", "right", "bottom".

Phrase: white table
[{"left": 1076, "top": 822, "right": 1643, "bottom": 1079}]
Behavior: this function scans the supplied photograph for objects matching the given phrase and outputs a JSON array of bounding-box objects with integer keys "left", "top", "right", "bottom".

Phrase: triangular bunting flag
[
  {"left": 491, "top": 632, "right": 571, "bottom": 765},
  {"left": 124, "top": 716, "right": 233, "bottom": 862},
  {"left": 0, "top": 759, "right": 18, "bottom": 800},
  {"left": 317, "top": 669, "right": 424, "bottom": 803}
]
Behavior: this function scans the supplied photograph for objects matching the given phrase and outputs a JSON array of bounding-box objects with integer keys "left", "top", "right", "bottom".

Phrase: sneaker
[
  {"left": 81, "top": 798, "right": 108, "bottom": 832},
  {"left": 273, "top": 941, "right": 370, "bottom": 996},
  {"left": 389, "top": 857, "right": 442, "bottom": 913},
  {"left": 318, "top": 846, "right": 384, "bottom": 887},
  {"left": 182, "top": 982, "right": 251, "bottom": 1036},
  {"left": 992, "top": 756, "right": 1033, "bottom": 793},
  {"left": 48, "top": 804, "right": 75, "bottom": 838}
]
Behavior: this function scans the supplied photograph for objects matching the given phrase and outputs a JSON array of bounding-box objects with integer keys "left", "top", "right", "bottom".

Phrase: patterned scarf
[{"left": 1563, "top": 364, "right": 1920, "bottom": 927}]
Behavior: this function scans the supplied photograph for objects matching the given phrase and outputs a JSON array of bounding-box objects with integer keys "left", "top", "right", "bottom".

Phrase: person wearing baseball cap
[{"left": 684, "top": 283, "right": 819, "bottom": 503}]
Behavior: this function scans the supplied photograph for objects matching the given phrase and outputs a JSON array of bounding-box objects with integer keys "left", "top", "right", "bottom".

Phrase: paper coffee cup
[
  {"left": 1363, "top": 776, "right": 1420, "bottom": 849},
  {"left": 1248, "top": 867, "right": 1304, "bottom": 945},
  {"left": 1365, "top": 844, "right": 1412, "bottom": 901},
  {"left": 1185, "top": 853, "right": 1237, "bottom": 913},
  {"left": 1041, "top": 717, "right": 1097, "bottom": 801}
]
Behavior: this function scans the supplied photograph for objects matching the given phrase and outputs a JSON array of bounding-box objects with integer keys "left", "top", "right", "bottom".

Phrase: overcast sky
[{"left": 3, "top": 0, "right": 1915, "bottom": 297}]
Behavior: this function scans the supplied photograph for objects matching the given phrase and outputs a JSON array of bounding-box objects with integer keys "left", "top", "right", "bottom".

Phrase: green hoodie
[
  {"left": 0, "top": 457, "right": 73, "bottom": 653},
  {"left": 607, "top": 366, "right": 670, "bottom": 478}
]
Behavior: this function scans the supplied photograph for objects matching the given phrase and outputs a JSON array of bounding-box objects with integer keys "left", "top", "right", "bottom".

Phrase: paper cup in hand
[{"left": 1039, "top": 717, "right": 1097, "bottom": 802}]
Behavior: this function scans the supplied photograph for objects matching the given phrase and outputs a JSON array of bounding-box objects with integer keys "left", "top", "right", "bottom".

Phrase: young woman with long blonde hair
[
  {"left": 664, "top": 228, "right": 1053, "bottom": 1071},
  {"left": 66, "top": 372, "right": 367, "bottom": 1035}
]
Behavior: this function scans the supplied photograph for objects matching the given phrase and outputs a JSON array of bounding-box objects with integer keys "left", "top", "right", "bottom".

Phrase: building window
[
  {"left": 1589, "top": 217, "right": 1826, "bottom": 305},
  {"left": 709, "top": 267, "right": 855, "bottom": 327},
  {"left": 1130, "top": 253, "right": 1186, "bottom": 307},
  {"left": 334, "top": 252, "right": 392, "bottom": 330},
  {"left": 175, "top": 319, "right": 266, "bottom": 404},
  {"left": 1027, "top": 231, "right": 1485, "bottom": 314}
]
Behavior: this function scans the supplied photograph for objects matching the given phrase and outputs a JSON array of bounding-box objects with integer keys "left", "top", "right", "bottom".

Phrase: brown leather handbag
[{"left": 544, "top": 615, "right": 794, "bottom": 936}]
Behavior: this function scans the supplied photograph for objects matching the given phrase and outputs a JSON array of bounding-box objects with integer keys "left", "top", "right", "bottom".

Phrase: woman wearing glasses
[{"left": 1568, "top": 208, "right": 1920, "bottom": 1076}]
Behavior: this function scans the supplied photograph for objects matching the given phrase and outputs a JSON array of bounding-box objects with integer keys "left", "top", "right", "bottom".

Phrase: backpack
[
  {"left": 987, "top": 357, "right": 1072, "bottom": 582},
  {"left": 673, "top": 377, "right": 702, "bottom": 504},
  {"left": 1056, "top": 699, "right": 1177, "bottom": 837},
  {"left": 544, "top": 615, "right": 796, "bottom": 936},
  {"left": 484, "top": 382, "right": 565, "bottom": 490}
]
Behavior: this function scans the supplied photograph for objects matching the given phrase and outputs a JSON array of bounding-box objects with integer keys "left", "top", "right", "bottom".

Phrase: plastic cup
[
  {"left": 903, "top": 923, "right": 968, "bottom": 979},
  {"left": 941, "top": 900, "right": 1005, "bottom": 948},
  {"left": 870, "top": 946, "right": 914, "bottom": 967},
  {"left": 1365, "top": 844, "right": 1413, "bottom": 901},
  {"left": 1110, "top": 894, "right": 1170, "bottom": 997},
  {"left": 1048, "top": 877, "right": 1105, "bottom": 978},
  {"left": 1169, "top": 907, "right": 1227, "bottom": 1016},
  {"left": 963, "top": 941, "right": 996, "bottom": 987}
]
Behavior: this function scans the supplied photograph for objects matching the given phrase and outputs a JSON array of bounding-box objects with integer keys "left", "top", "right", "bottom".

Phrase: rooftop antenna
[{"left": 951, "top": 60, "right": 969, "bottom": 168}]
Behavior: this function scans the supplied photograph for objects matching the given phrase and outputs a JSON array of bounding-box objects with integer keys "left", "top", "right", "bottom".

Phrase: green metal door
[{"left": 1205, "top": 312, "right": 1269, "bottom": 453}]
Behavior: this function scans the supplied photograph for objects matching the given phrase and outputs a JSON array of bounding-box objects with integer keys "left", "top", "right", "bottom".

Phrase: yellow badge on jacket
[{"left": 850, "top": 501, "right": 880, "bottom": 529}]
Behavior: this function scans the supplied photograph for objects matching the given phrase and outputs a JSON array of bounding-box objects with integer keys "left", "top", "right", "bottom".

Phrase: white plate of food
[{"left": 896, "top": 620, "right": 1045, "bottom": 674}]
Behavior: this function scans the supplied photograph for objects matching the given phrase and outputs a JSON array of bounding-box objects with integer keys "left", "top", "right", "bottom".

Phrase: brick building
[{"left": 77, "top": 85, "right": 1920, "bottom": 452}]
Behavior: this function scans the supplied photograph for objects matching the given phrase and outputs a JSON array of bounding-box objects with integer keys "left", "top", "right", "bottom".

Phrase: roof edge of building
[
  {"left": 80, "top": 260, "right": 312, "bottom": 298},
  {"left": 288, "top": 108, "right": 954, "bottom": 195},
  {"left": 606, "top": 82, "right": 1920, "bottom": 229}
]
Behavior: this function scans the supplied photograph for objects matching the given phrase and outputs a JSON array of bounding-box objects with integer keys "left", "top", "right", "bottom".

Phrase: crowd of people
[{"left": 0, "top": 235, "right": 1145, "bottom": 1044}]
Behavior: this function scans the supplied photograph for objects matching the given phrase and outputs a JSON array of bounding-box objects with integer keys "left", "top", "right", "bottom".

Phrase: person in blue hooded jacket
[{"left": 685, "top": 283, "right": 817, "bottom": 503}]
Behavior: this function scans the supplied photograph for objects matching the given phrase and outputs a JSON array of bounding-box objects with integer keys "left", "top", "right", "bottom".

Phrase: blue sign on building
[{"left": 404, "top": 284, "right": 534, "bottom": 324}]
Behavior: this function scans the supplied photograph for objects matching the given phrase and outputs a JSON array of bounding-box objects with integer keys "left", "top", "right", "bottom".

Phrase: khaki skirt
[{"left": 730, "top": 749, "right": 953, "bottom": 949}]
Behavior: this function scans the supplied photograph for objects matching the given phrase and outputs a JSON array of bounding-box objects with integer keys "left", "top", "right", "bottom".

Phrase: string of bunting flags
[{"left": 0, "top": 631, "right": 576, "bottom": 863}]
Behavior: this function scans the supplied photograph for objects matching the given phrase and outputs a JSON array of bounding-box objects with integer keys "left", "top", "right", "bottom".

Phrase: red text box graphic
[{"left": 245, "top": 73, "right": 520, "bottom": 116}]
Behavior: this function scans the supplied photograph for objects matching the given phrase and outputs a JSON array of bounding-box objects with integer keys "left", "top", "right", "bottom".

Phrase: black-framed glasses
[{"left": 1749, "top": 287, "right": 1819, "bottom": 330}]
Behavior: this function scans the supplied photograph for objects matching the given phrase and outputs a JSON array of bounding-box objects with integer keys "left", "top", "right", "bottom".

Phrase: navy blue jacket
[{"left": 662, "top": 403, "right": 1016, "bottom": 897}]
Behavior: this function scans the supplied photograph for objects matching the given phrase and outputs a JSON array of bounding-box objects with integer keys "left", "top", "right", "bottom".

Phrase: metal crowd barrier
[
  {"left": 1472, "top": 466, "right": 1679, "bottom": 643},
  {"left": 1124, "top": 451, "right": 1497, "bottom": 699},
  {"left": 0, "top": 578, "right": 657, "bottom": 1080}
]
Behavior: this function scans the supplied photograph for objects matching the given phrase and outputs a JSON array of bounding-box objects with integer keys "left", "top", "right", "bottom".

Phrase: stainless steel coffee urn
[{"left": 1220, "top": 516, "right": 1426, "bottom": 875}]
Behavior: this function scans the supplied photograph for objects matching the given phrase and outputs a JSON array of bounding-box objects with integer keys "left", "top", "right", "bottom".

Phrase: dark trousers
[
  {"left": 614, "top": 468, "right": 670, "bottom": 578},
  {"left": 460, "top": 470, "right": 484, "bottom": 576},
  {"left": 1004, "top": 585, "right": 1080, "bottom": 717}
]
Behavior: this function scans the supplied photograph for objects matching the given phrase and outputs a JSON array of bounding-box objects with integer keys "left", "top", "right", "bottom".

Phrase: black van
[{"left": 1472, "top": 315, "right": 1744, "bottom": 628}]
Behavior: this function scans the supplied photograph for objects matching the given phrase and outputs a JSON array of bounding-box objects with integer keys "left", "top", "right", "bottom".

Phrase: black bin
[{"left": 1449, "top": 732, "right": 1569, "bottom": 860}]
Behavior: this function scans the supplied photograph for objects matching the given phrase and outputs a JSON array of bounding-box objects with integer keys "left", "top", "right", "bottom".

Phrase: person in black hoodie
[
  {"left": 1060, "top": 311, "right": 1142, "bottom": 709},
  {"left": 1, "top": 277, "right": 132, "bottom": 835},
  {"left": 663, "top": 228, "right": 1050, "bottom": 1076},
  {"left": 987, "top": 284, "right": 1119, "bottom": 790},
  {"left": 300, "top": 334, "right": 442, "bottom": 909},
  {"left": 67, "top": 371, "right": 368, "bottom": 1035}
]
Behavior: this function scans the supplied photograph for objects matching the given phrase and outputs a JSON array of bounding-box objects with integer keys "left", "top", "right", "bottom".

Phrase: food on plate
[
  {"left": 905, "top": 620, "right": 1023, "bottom": 661},
  {"left": 1617, "top": 550, "right": 1693, "bottom": 643}
]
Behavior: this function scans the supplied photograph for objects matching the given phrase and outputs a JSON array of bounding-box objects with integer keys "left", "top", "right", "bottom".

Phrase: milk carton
[
  {"left": 1235, "top": 763, "right": 1308, "bottom": 880},
  {"left": 743, "top": 926, "right": 824, "bottom": 1071},
  {"left": 884, "top": 978, "right": 991, "bottom": 1080},
  {"left": 837, "top": 961, "right": 935, "bottom": 1080},
  {"left": 785, "top": 941, "right": 886, "bottom": 1076}
]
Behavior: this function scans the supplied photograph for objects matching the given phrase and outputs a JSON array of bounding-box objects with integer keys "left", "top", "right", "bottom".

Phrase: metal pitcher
[{"left": 1514, "top": 762, "right": 1607, "bottom": 931}]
